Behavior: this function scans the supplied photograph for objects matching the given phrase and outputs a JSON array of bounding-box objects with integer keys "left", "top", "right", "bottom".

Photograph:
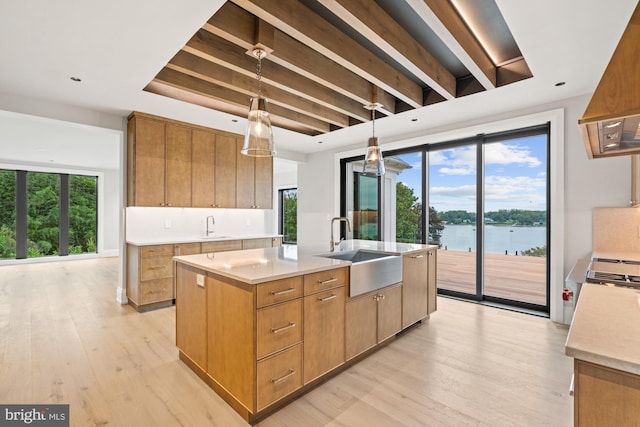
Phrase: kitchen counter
[
  {"left": 126, "top": 233, "right": 282, "bottom": 246},
  {"left": 174, "top": 239, "right": 437, "bottom": 422},
  {"left": 173, "top": 239, "right": 436, "bottom": 285},
  {"left": 565, "top": 283, "right": 640, "bottom": 375}
]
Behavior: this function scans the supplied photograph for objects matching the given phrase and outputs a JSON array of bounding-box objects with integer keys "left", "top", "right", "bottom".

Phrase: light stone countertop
[
  {"left": 173, "top": 239, "right": 436, "bottom": 285},
  {"left": 565, "top": 283, "right": 640, "bottom": 375},
  {"left": 126, "top": 233, "right": 283, "bottom": 246}
]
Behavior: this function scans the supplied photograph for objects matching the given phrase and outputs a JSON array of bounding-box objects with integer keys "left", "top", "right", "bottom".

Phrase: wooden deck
[{"left": 437, "top": 250, "right": 547, "bottom": 305}]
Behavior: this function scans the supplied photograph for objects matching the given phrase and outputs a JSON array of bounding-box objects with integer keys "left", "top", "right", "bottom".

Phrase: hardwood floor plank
[{"left": 0, "top": 257, "right": 573, "bottom": 426}]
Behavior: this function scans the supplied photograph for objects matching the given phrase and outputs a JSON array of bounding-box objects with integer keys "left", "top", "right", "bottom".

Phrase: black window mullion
[
  {"left": 476, "top": 138, "right": 485, "bottom": 301},
  {"left": 59, "top": 174, "right": 69, "bottom": 256},
  {"left": 15, "top": 170, "right": 27, "bottom": 259}
]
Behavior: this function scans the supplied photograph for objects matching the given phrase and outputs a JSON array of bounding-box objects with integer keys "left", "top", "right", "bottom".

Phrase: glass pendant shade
[
  {"left": 242, "top": 96, "right": 276, "bottom": 157},
  {"left": 363, "top": 136, "right": 385, "bottom": 175}
]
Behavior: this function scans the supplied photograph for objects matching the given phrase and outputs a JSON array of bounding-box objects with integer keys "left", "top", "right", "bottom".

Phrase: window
[
  {"left": 0, "top": 169, "right": 98, "bottom": 259},
  {"left": 279, "top": 188, "right": 297, "bottom": 244}
]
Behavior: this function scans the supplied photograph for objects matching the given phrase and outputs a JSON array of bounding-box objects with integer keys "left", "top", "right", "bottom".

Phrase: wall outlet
[
  {"left": 196, "top": 274, "right": 205, "bottom": 288},
  {"left": 164, "top": 219, "right": 172, "bottom": 229}
]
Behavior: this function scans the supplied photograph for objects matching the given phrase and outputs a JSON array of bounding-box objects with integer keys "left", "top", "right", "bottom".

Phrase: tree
[
  {"left": 395, "top": 182, "right": 420, "bottom": 243},
  {"left": 429, "top": 206, "right": 444, "bottom": 247},
  {"left": 283, "top": 190, "right": 297, "bottom": 243}
]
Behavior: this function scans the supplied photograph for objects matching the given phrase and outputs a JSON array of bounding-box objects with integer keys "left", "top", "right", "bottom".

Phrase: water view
[{"left": 440, "top": 224, "right": 546, "bottom": 255}]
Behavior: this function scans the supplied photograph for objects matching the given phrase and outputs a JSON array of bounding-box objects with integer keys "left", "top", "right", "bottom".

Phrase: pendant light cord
[
  {"left": 256, "top": 54, "right": 262, "bottom": 97},
  {"left": 371, "top": 108, "right": 375, "bottom": 137}
]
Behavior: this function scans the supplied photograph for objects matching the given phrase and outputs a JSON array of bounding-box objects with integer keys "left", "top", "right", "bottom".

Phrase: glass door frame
[{"left": 339, "top": 123, "right": 551, "bottom": 314}]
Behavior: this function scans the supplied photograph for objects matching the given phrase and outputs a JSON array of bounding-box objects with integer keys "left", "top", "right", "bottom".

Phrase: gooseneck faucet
[
  {"left": 330, "top": 217, "right": 351, "bottom": 252},
  {"left": 206, "top": 215, "right": 216, "bottom": 236}
]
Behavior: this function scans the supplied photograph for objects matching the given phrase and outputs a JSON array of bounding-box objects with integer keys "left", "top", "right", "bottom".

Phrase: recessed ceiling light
[
  {"left": 554, "top": 81, "right": 565, "bottom": 87},
  {"left": 70, "top": 76, "right": 82, "bottom": 82}
]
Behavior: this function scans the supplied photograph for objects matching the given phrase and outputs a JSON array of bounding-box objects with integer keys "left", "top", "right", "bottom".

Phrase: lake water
[{"left": 440, "top": 224, "right": 546, "bottom": 255}]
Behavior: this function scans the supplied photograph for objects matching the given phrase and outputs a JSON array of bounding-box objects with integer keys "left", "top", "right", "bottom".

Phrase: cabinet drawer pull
[
  {"left": 411, "top": 255, "right": 424, "bottom": 259},
  {"left": 148, "top": 266, "right": 165, "bottom": 270},
  {"left": 271, "top": 369, "right": 295, "bottom": 384},
  {"left": 270, "top": 322, "right": 296, "bottom": 334},
  {"left": 318, "top": 294, "right": 337, "bottom": 302},
  {"left": 317, "top": 277, "right": 338, "bottom": 285},
  {"left": 270, "top": 287, "right": 295, "bottom": 296}
]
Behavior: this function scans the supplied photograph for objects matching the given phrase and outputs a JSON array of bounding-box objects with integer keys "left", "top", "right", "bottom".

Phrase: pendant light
[
  {"left": 241, "top": 48, "right": 276, "bottom": 157},
  {"left": 362, "top": 103, "right": 385, "bottom": 175}
]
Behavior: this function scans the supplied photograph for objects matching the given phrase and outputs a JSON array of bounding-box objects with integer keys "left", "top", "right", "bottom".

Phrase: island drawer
[
  {"left": 257, "top": 343, "right": 303, "bottom": 411},
  {"left": 257, "top": 276, "right": 304, "bottom": 308},
  {"left": 304, "top": 267, "right": 348, "bottom": 295},
  {"left": 257, "top": 299, "right": 303, "bottom": 359}
]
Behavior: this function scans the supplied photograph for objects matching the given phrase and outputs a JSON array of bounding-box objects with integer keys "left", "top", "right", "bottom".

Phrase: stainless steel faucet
[
  {"left": 206, "top": 215, "right": 215, "bottom": 236},
  {"left": 330, "top": 217, "right": 351, "bottom": 252}
]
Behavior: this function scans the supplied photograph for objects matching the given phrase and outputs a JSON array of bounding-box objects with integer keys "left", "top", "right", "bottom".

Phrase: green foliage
[
  {"left": 394, "top": 183, "right": 444, "bottom": 247},
  {"left": 439, "top": 209, "right": 546, "bottom": 226},
  {"left": 428, "top": 206, "right": 444, "bottom": 248},
  {"left": 522, "top": 245, "right": 547, "bottom": 257},
  {"left": 396, "top": 183, "right": 420, "bottom": 243},
  {"left": 282, "top": 190, "right": 297, "bottom": 243},
  {"left": 0, "top": 224, "right": 16, "bottom": 258},
  {"left": 0, "top": 171, "right": 97, "bottom": 258}
]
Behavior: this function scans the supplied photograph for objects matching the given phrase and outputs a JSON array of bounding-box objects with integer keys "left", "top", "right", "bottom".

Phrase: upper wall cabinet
[
  {"left": 127, "top": 112, "right": 272, "bottom": 209},
  {"left": 236, "top": 141, "right": 273, "bottom": 209}
]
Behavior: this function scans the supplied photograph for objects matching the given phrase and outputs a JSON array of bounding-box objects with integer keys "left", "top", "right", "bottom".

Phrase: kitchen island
[
  {"left": 173, "top": 240, "right": 437, "bottom": 423},
  {"left": 565, "top": 283, "right": 640, "bottom": 426}
]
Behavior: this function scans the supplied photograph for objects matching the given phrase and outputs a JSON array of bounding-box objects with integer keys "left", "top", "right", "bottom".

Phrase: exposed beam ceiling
[{"left": 144, "top": 0, "right": 532, "bottom": 137}]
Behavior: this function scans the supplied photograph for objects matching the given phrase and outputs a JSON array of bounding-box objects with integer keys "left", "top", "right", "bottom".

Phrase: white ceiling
[{"left": 0, "top": 0, "right": 637, "bottom": 167}]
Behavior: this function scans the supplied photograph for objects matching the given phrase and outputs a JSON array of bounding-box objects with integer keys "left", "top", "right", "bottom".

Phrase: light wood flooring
[{"left": 0, "top": 257, "right": 573, "bottom": 426}]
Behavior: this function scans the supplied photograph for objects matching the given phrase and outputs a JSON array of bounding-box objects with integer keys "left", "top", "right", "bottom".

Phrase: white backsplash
[{"left": 126, "top": 207, "right": 275, "bottom": 243}]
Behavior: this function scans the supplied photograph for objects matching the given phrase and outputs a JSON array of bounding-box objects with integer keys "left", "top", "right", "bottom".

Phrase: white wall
[{"left": 297, "top": 94, "right": 632, "bottom": 323}]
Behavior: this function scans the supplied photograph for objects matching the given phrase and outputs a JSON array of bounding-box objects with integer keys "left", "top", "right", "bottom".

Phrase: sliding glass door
[
  {"left": 340, "top": 123, "right": 550, "bottom": 313},
  {"left": 482, "top": 133, "right": 548, "bottom": 306},
  {"left": 428, "top": 144, "right": 478, "bottom": 297}
]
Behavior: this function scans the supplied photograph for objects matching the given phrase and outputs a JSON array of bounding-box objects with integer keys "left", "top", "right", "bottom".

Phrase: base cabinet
[
  {"left": 303, "top": 286, "right": 346, "bottom": 383},
  {"left": 346, "top": 283, "right": 402, "bottom": 360},
  {"left": 402, "top": 248, "right": 437, "bottom": 328},
  {"left": 574, "top": 359, "right": 640, "bottom": 426},
  {"left": 126, "top": 237, "right": 281, "bottom": 311}
]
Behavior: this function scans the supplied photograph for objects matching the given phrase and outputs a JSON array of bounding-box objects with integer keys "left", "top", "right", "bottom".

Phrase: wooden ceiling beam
[
  {"left": 318, "top": 0, "right": 456, "bottom": 100},
  {"left": 145, "top": 80, "right": 321, "bottom": 136},
  {"left": 406, "top": 0, "right": 497, "bottom": 90},
  {"left": 204, "top": 2, "right": 378, "bottom": 116},
  {"left": 167, "top": 51, "right": 349, "bottom": 127},
  {"left": 151, "top": 68, "right": 331, "bottom": 134},
  {"left": 229, "top": 0, "right": 423, "bottom": 108}
]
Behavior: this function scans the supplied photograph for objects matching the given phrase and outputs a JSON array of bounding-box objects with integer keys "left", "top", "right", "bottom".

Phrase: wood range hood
[{"left": 579, "top": 2, "right": 640, "bottom": 159}]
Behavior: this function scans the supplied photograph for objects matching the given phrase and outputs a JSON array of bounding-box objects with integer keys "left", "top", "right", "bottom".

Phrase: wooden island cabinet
[{"left": 174, "top": 242, "right": 438, "bottom": 423}]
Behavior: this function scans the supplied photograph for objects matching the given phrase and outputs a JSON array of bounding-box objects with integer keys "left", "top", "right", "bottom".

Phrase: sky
[{"left": 395, "top": 134, "right": 547, "bottom": 213}]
